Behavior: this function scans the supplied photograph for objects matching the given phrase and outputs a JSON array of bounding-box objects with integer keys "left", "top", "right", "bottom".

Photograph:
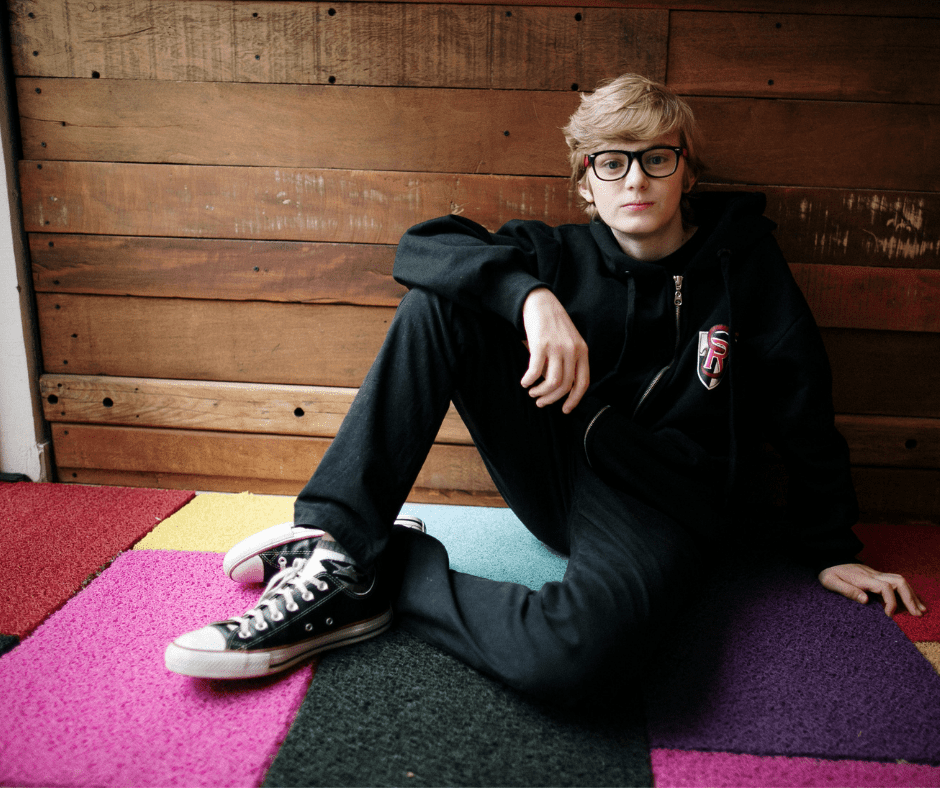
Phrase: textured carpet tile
[
  {"left": 919, "top": 642, "right": 940, "bottom": 675},
  {"left": 264, "top": 627, "right": 651, "bottom": 788},
  {"left": 650, "top": 749, "right": 940, "bottom": 787},
  {"left": 135, "top": 491, "right": 295, "bottom": 551},
  {"left": 0, "top": 482, "right": 194, "bottom": 637},
  {"left": 643, "top": 550, "right": 940, "bottom": 764},
  {"left": 400, "top": 503, "right": 568, "bottom": 590},
  {"left": 0, "top": 550, "right": 313, "bottom": 788}
]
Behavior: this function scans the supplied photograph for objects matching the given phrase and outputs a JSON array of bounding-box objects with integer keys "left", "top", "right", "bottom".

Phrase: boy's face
[{"left": 578, "top": 133, "right": 694, "bottom": 261}]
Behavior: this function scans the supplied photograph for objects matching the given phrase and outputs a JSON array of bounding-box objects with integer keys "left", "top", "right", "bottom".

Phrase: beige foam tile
[
  {"left": 916, "top": 642, "right": 940, "bottom": 676},
  {"left": 134, "top": 492, "right": 294, "bottom": 552}
]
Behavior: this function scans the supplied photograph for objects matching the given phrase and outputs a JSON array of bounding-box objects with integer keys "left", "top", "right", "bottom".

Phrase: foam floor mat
[
  {"left": 263, "top": 627, "right": 652, "bottom": 788},
  {"left": 0, "top": 550, "right": 313, "bottom": 788},
  {"left": 650, "top": 749, "right": 940, "bottom": 787},
  {"left": 643, "top": 550, "right": 940, "bottom": 764},
  {"left": 0, "top": 482, "right": 194, "bottom": 637}
]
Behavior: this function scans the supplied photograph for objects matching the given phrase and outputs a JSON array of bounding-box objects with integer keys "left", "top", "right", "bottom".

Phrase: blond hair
[{"left": 562, "top": 74, "right": 703, "bottom": 219}]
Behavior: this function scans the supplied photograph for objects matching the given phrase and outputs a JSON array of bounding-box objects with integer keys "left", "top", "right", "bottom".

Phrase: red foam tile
[{"left": 0, "top": 483, "right": 194, "bottom": 637}]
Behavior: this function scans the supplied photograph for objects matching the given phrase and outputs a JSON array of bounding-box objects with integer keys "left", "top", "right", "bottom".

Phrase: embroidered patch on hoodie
[{"left": 697, "top": 325, "right": 731, "bottom": 390}]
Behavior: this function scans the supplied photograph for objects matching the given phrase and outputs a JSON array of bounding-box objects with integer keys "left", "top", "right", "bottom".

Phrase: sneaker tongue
[{"left": 296, "top": 541, "right": 349, "bottom": 582}]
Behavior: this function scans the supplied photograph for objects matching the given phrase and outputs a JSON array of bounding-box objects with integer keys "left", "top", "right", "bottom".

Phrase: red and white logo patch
[{"left": 697, "top": 325, "right": 731, "bottom": 390}]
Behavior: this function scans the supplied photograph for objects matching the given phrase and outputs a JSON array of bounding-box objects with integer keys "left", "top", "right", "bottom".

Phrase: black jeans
[{"left": 295, "top": 288, "right": 701, "bottom": 703}]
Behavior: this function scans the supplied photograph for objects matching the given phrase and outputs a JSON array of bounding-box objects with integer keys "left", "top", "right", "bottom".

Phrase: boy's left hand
[{"left": 819, "top": 563, "right": 926, "bottom": 616}]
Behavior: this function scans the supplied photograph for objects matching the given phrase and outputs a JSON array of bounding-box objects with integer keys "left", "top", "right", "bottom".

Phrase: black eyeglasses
[{"left": 584, "top": 147, "right": 686, "bottom": 181}]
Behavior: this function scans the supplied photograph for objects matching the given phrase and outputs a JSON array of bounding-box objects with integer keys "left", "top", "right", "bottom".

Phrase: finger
[
  {"left": 521, "top": 347, "right": 546, "bottom": 389},
  {"left": 894, "top": 579, "right": 927, "bottom": 616},
  {"left": 562, "top": 355, "right": 590, "bottom": 414},
  {"left": 533, "top": 356, "right": 572, "bottom": 406},
  {"left": 821, "top": 573, "right": 869, "bottom": 605}
]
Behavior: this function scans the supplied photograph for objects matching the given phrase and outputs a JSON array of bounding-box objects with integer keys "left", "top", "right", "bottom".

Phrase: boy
[{"left": 166, "top": 74, "right": 924, "bottom": 703}]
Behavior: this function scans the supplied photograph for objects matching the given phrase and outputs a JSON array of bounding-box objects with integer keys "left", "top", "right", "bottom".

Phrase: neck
[{"left": 612, "top": 223, "right": 696, "bottom": 262}]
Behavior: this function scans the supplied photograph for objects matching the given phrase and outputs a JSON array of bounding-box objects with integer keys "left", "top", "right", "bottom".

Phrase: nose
[{"left": 623, "top": 157, "right": 648, "bottom": 188}]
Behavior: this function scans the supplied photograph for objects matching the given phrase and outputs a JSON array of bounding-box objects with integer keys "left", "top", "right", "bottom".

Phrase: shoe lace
[{"left": 229, "top": 559, "right": 330, "bottom": 639}]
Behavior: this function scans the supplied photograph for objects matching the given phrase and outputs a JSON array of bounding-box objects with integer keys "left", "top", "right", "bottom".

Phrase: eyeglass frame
[{"left": 583, "top": 146, "right": 687, "bottom": 181}]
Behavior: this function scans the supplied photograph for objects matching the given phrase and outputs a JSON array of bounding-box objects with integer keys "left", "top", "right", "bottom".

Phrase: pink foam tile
[
  {"left": 0, "top": 550, "right": 313, "bottom": 788},
  {"left": 651, "top": 749, "right": 940, "bottom": 787}
]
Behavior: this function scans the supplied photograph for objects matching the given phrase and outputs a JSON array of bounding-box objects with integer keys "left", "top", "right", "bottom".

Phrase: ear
[{"left": 577, "top": 176, "right": 595, "bottom": 205}]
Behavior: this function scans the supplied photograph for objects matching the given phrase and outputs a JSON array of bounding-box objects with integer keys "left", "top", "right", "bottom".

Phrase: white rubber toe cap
[{"left": 222, "top": 522, "right": 323, "bottom": 582}]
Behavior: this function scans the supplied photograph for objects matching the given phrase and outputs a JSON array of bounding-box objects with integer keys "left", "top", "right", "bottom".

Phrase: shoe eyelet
[
  {"left": 271, "top": 611, "right": 284, "bottom": 622},
  {"left": 255, "top": 621, "right": 268, "bottom": 631},
  {"left": 285, "top": 602, "right": 298, "bottom": 612},
  {"left": 325, "top": 617, "right": 334, "bottom": 626},
  {"left": 305, "top": 623, "right": 313, "bottom": 632},
  {"left": 301, "top": 591, "right": 314, "bottom": 601},
  {"left": 278, "top": 557, "right": 287, "bottom": 568}
]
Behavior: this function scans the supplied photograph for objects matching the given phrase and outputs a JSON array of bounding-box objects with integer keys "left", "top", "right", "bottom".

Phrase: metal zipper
[{"left": 633, "top": 275, "right": 683, "bottom": 416}]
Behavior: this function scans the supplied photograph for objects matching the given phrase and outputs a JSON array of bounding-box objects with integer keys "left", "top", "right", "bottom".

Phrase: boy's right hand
[{"left": 520, "top": 287, "right": 590, "bottom": 414}]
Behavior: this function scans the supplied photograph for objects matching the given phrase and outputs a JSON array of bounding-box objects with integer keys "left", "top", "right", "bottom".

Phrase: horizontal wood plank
[
  {"left": 20, "top": 164, "right": 940, "bottom": 267},
  {"left": 789, "top": 264, "right": 940, "bottom": 333},
  {"left": 18, "top": 81, "right": 940, "bottom": 190},
  {"left": 20, "top": 162, "right": 587, "bottom": 242},
  {"left": 835, "top": 415, "right": 940, "bottom": 469},
  {"left": 687, "top": 97, "right": 940, "bottom": 192},
  {"left": 669, "top": 11, "right": 940, "bottom": 104},
  {"left": 40, "top": 374, "right": 938, "bottom": 470},
  {"left": 50, "top": 422, "right": 499, "bottom": 496},
  {"left": 47, "top": 423, "right": 936, "bottom": 518},
  {"left": 29, "top": 236, "right": 940, "bottom": 332},
  {"left": 18, "top": 79, "right": 577, "bottom": 176},
  {"left": 37, "top": 294, "right": 395, "bottom": 387},
  {"left": 30, "top": 234, "right": 404, "bottom": 305},
  {"left": 849, "top": 468, "right": 940, "bottom": 522},
  {"left": 10, "top": 1, "right": 667, "bottom": 89},
  {"left": 35, "top": 295, "right": 940, "bottom": 417},
  {"left": 824, "top": 328, "right": 940, "bottom": 419},
  {"left": 40, "top": 374, "right": 473, "bottom": 444}
]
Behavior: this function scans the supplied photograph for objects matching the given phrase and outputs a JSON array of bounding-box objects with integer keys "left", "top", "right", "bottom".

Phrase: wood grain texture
[
  {"left": 40, "top": 374, "right": 938, "bottom": 470},
  {"left": 687, "top": 97, "right": 940, "bottom": 192},
  {"left": 789, "top": 264, "right": 940, "bottom": 333},
  {"left": 40, "top": 374, "right": 473, "bottom": 444},
  {"left": 18, "top": 79, "right": 578, "bottom": 175},
  {"left": 50, "top": 423, "right": 498, "bottom": 494},
  {"left": 21, "top": 163, "right": 940, "bottom": 264},
  {"left": 9, "top": 0, "right": 666, "bottom": 88},
  {"left": 34, "top": 294, "right": 940, "bottom": 416},
  {"left": 30, "top": 234, "right": 404, "bottom": 305},
  {"left": 47, "top": 423, "right": 936, "bottom": 518},
  {"left": 19, "top": 161, "right": 586, "bottom": 243},
  {"left": 37, "top": 293, "right": 395, "bottom": 387},
  {"left": 30, "top": 236, "right": 940, "bottom": 333},
  {"left": 669, "top": 11, "right": 940, "bottom": 103},
  {"left": 18, "top": 81, "right": 940, "bottom": 190}
]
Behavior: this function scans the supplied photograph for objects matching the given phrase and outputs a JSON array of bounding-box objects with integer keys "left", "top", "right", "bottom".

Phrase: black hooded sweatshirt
[{"left": 393, "top": 191, "right": 862, "bottom": 573}]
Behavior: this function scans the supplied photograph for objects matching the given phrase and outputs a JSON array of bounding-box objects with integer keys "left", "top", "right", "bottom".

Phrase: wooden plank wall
[{"left": 7, "top": 0, "right": 940, "bottom": 519}]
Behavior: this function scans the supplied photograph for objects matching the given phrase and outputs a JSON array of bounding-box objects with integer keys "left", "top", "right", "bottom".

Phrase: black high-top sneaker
[
  {"left": 223, "top": 516, "right": 426, "bottom": 584},
  {"left": 166, "top": 555, "right": 391, "bottom": 679}
]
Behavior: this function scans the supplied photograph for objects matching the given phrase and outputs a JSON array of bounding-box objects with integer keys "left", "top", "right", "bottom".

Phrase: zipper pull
[{"left": 674, "top": 275, "right": 683, "bottom": 307}]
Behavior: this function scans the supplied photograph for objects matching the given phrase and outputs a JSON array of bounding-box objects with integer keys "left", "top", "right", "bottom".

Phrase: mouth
[{"left": 623, "top": 202, "right": 654, "bottom": 211}]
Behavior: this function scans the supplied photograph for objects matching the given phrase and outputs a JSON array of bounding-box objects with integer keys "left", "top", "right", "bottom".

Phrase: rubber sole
[{"left": 165, "top": 608, "right": 393, "bottom": 679}]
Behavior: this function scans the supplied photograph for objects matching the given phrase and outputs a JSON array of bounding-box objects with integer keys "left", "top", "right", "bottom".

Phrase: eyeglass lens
[{"left": 592, "top": 148, "right": 679, "bottom": 180}]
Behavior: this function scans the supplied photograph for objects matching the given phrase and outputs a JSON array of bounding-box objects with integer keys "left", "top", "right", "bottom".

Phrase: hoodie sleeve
[
  {"left": 393, "top": 215, "right": 558, "bottom": 331},
  {"left": 743, "top": 250, "right": 862, "bottom": 574}
]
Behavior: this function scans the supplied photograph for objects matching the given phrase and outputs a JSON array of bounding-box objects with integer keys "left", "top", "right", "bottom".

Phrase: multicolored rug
[{"left": 0, "top": 485, "right": 937, "bottom": 787}]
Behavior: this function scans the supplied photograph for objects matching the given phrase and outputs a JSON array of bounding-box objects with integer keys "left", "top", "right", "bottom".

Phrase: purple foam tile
[
  {"left": 643, "top": 552, "right": 940, "bottom": 764},
  {"left": 650, "top": 749, "right": 940, "bottom": 787},
  {"left": 0, "top": 550, "right": 313, "bottom": 788}
]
